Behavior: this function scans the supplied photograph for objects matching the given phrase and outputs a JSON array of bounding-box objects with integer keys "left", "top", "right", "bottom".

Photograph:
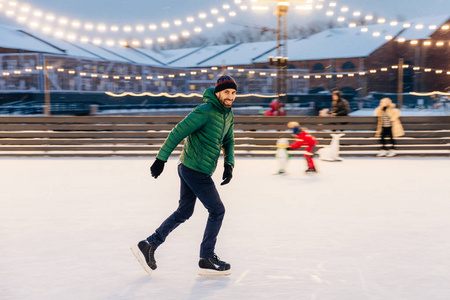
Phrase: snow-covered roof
[
  {"left": 0, "top": 14, "right": 448, "bottom": 67},
  {"left": 0, "top": 24, "right": 65, "bottom": 54},
  {"left": 196, "top": 40, "right": 277, "bottom": 67},
  {"left": 396, "top": 14, "right": 450, "bottom": 41},
  {"left": 166, "top": 43, "right": 242, "bottom": 67}
]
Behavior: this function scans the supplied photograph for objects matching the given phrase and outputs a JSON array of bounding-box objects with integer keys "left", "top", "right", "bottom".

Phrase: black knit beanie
[{"left": 215, "top": 75, "right": 238, "bottom": 93}]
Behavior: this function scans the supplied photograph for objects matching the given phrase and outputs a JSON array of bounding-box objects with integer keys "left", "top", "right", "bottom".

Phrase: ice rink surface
[{"left": 1, "top": 156, "right": 449, "bottom": 300}]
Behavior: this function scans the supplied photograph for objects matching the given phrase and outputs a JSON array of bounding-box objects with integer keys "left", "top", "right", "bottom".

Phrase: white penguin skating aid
[
  {"left": 318, "top": 133, "right": 345, "bottom": 162},
  {"left": 274, "top": 138, "right": 290, "bottom": 174}
]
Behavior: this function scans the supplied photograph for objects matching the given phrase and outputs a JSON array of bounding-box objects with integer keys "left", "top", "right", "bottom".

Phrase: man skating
[{"left": 132, "top": 75, "right": 237, "bottom": 277}]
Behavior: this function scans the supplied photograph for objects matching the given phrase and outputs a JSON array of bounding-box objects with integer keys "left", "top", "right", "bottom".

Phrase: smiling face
[{"left": 215, "top": 88, "right": 236, "bottom": 108}]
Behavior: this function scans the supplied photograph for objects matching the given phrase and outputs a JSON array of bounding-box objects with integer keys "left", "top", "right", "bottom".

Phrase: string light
[
  {"left": 0, "top": 0, "right": 241, "bottom": 46},
  {"left": 2, "top": 63, "right": 450, "bottom": 85}
]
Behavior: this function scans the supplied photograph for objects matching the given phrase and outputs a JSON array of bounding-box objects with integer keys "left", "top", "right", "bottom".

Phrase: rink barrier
[{"left": 0, "top": 116, "right": 448, "bottom": 156}]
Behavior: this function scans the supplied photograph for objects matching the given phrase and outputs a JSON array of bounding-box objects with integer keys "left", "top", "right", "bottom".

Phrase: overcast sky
[{"left": 1, "top": 0, "right": 449, "bottom": 41}]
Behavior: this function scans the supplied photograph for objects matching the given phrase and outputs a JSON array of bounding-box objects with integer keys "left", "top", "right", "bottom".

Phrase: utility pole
[
  {"left": 44, "top": 56, "right": 51, "bottom": 116},
  {"left": 397, "top": 57, "right": 404, "bottom": 109}
]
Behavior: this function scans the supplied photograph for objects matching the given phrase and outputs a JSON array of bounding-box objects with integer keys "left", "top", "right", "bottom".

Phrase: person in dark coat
[{"left": 329, "top": 90, "right": 350, "bottom": 116}]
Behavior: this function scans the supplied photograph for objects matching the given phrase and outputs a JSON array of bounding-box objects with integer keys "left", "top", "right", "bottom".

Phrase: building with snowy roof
[{"left": 0, "top": 14, "right": 449, "bottom": 104}]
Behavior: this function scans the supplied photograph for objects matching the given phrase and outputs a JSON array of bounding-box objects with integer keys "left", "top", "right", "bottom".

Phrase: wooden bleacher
[{"left": 0, "top": 116, "right": 448, "bottom": 157}]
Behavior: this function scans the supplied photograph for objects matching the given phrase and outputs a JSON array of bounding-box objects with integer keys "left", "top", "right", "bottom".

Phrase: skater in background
[
  {"left": 263, "top": 98, "right": 285, "bottom": 116},
  {"left": 133, "top": 75, "right": 237, "bottom": 276},
  {"left": 286, "top": 121, "right": 318, "bottom": 173},
  {"left": 319, "top": 90, "right": 350, "bottom": 117},
  {"left": 375, "top": 97, "right": 404, "bottom": 157}
]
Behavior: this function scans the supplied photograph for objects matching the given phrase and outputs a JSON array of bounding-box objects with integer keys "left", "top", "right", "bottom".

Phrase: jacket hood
[{"left": 203, "top": 88, "right": 231, "bottom": 114}]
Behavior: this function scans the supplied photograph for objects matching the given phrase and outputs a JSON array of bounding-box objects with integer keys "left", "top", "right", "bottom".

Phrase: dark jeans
[
  {"left": 380, "top": 126, "right": 395, "bottom": 150},
  {"left": 147, "top": 163, "right": 225, "bottom": 259}
]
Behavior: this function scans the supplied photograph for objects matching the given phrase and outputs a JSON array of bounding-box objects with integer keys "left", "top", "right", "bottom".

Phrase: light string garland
[
  {"left": 0, "top": 0, "right": 448, "bottom": 47},
  {"left": 104, "top": 91, "right": 276, "bottom": 98},
  {"left": 252, "top": 0, "right": 450, "bottom": 43},
  {"left": 0, "top": 0, "right": 242, "bottom": 46},
  {"left": 2, "top": 64, "right": 449, "bottom": 80}
]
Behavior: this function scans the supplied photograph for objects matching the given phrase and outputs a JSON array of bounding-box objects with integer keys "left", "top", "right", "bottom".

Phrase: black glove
[
  {"left": 286, "top": 147, "right": 293, "bottom": 151},
  {"left": 150, "top": 158, "right": 166, "bottom": 179},
  {"left": 221, "top": 164, "right": 233, "bottom": 186}
]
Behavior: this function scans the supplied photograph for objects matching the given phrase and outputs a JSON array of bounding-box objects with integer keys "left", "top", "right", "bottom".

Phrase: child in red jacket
[{"left": 287, "top": 122, "right": 318, "bottom": 173}]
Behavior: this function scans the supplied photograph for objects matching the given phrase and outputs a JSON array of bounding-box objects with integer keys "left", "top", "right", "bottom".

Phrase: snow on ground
[
  {"left": 350, "top": 108, "right": 450, "bottom": 116},
  {"left": 1, "top": 157, "right": 449, "bottom": 300}
]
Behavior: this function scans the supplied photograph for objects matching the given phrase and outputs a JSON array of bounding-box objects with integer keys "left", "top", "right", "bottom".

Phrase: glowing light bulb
[
  {"left": 211, "top": 9, "right": 218, "bottom": 14},
  {"left": 144, "top": 39, "right": 153, "bottom": 45},
  {"left": 218, "top": 17, "right": 225, "bottom": 23},
  {"left": 390, "top": 21, "right": 398, "bottom": 26},
  {"left": 33, "top": 10, "right": 43, "bottom": 18},
  {"left": 377, "top": 18, "right": 386, "bottom": 24},
  {"left": 97, "top": 24, "right": 107, "bottom": 32},
  {"left": 341, "top": 7, "right": 348, "bottom": 12},
  {"left": 365, "top": 15, "right": 373, "bottom": 21},
  {"left": 85, "top": 23, "right": 94, "bottom": 31},
  {"left": 157, "top": 37, "right": 165, "bottom": 43},
  {"left": 174, "top": 20, "right": 182, "bottom": 26},
  {"left": 46, "top": 14, "right": 55, "bottom": 22},
  {"left": 54, "top": 31, "right": 64, "bottom": 38},
  {"left": 71, "top": 20, "right": 81, "bottom": 28},
  {"left": 206, "top": 23, "right": 214, "bottom": 28},
  {"left": 181, "top": 31, "right": 190, "bottom": 37},
  {"left": 415, "top": 24, "right": 424, "bottom": 30},
  {"left": 123, "top": 25, "right": 132, "bottom": 32},
  {"left": 326, "top": 11, "right": 334, "bottom": 16},
  {"left": 229, "top": 11, "right": 236, "bottom": 17},
  {"left": 353, "top": 11, "right": 360, "bottom": 17},
  {"left": 194, "top": 27, "right": 202, "bottom": 33},
  {"left": 136, "top": 25, "right": 145, "bottom": 32},
  {"left": 223, "top": 4, "right": 230, "bottom": 9},
  {"left": 199, "top": 13, "right": 206, "bottom": 18},
  {"left": 161, "top": 22, "right": 170, "bottom": 28},
  {"left": 110, "top": 25, "right": 119, "bottom": 32},
  {"left": 149, "top": 24, "right": 157, "bottom": 30}
]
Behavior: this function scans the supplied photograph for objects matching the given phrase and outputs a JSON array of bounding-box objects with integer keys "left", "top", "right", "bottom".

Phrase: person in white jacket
[{"left": 374, "top": 98, "right": 405, "bottom": 157}]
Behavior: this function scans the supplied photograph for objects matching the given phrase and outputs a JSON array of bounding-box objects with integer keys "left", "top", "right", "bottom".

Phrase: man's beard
[{"left": 219, "top": 96, "right": 234, "bottom": 108}]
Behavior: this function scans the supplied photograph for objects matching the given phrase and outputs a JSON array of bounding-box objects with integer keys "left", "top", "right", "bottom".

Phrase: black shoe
[
  {"left": 138, "top": 240, "right": 157, "bottom": 270},
  {"left": 198, "top": 254, "right": 231, "bottom": 276},
  {"left": 305, "top": 168, "right": 317, "bottom": 173}
]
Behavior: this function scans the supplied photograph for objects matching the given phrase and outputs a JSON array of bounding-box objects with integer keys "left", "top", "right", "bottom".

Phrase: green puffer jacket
[{"left": 156, "top": 88, "right": 235, "bottom": 175}]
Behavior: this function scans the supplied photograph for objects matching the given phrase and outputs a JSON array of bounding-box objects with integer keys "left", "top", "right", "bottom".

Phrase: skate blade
[
  {"left": 130, "top": 245, "right": 152, "bottom": 274},
  {"left": 198, "top": 268, "right": 231, "bottom": 277}
]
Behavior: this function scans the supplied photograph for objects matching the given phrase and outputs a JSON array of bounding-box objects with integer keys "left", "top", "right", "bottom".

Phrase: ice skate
[
  {"left": 386, "top": 149, "right": 397, "bottom": 157},
  {"left": 198, "top": 254, "right": 231, "bottom": 277},
  {"left": 131, "top": 240, "right": 157, "bottom": 274},
  {"left": 377, "top": 150, "right": 388, "bottom": 157},
  {"left": 305, "top": 167, "right": 317, "bottom": 174}
]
